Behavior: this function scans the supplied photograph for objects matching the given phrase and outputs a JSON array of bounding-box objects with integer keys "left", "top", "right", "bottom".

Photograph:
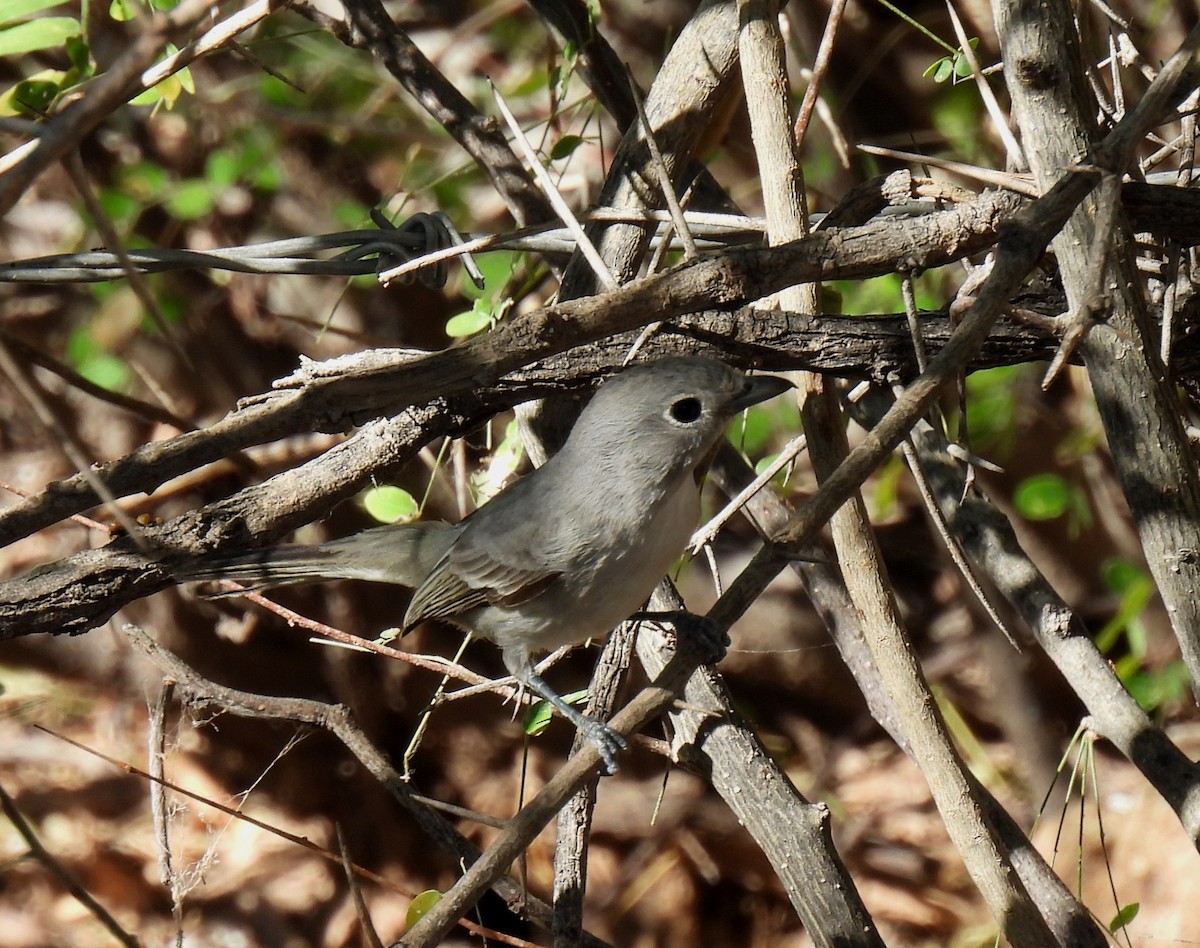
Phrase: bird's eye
[{"left": 668, "top": 396, "right": 703, "bottom": 424}]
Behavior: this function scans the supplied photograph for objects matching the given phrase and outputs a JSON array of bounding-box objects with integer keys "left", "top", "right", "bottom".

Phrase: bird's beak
[{"left": 732, "top": 373, "right": 793, "bottom": 411}]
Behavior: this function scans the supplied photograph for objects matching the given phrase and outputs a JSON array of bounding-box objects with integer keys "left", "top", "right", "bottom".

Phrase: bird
[{"left": 176, "top": 357, "right": 792, "bottom": 773}]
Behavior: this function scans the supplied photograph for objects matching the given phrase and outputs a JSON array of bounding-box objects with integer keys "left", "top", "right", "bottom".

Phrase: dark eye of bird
[{"left": 669, "top": 396, "right": 703, "bottom": 424}]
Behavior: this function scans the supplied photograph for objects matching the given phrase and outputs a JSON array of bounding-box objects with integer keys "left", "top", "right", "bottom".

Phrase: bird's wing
[{"left": 402, "top": 536, "right": 561, "bottom": 630}]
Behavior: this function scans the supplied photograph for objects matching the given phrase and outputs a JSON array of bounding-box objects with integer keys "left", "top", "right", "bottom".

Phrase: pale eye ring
[{"left": 668, "top": 396, "right": 703, "bottom": 424}]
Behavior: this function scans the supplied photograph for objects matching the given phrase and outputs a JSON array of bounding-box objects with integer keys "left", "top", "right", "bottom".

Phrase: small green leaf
[
  {"left": 76, "top": 352, "right": 130, "bottom": 391},
  {"left": 1108, "top": 902, "right": 1139, "bottom": 932},
  {"left": 361, "top": 486, "right": 419, "bottom": 524},
  {"left": 97, "top": 187, "right": 139, "bottom": 221},
  {"left": 164, "top": 179, "right": 214, "bottom": 220},
  {"left": 460, "top": 250, "right": 518, "bottom": 300},
  {"left": 550, "top": 134, "right": 585, "bottom": 160},
  {"left": 728, "top": 404, "right": 774, "bottom": 456},
  {"left": 118, "top": 160, "right": 169, "bottom": 199},
  {"left": 754, "top": 453, "right": 778, "bottom": 477},
  {"left": 130, "top": 72, "right": 180, "bottom": 108},
  {"left": 473, "top": 418, "right": 525, "bottom": 503},
  {"left": 1013, "top": 473, "right": 1070, "bottom": 521},
  {"left": 108, "top": 0, "right": 135, "bottom": 21},
  {"left": 205, "top": 150, "right": 240, "bottom": 187},
  {"left": 331, "top": 199, "right": 369, "bottom": 229},
  {"left": 0, "top": 16, "right": 79, "bottom": 56},
  {"left": 65, "top": 33, "right": 89, "bottom": 70},
  {"left": 6, "top": 77, "right": 60, "bottom": 115},
  {"left": 1122, "top": 660, "right": 1189, "bottom": 711},
  {"left": 523, "top": 700, "right": 554, "bottom": 736},
  {"left": 445, "top": 300, "right": 493, "bottom": 338},
  {"left": 129, "top": 83, "right": 163, "bottom": 106},
  {"left": 250, "top": 160, "right": 283, "bottom": 192},
  {"left": 174, "top": 62, "right": 194, "bottom": 94},
  {"left": 405, "top": 890, "right": 442, "bottom": 929},
  {"left": 66, "top": 327, "right": 97, "bottom": 367},
  {"left": 524, "top": 690, "right": 589, "bottom": 736},
  {"left": 1100, "top": 558, "right": 1145, "bottom": 595}
]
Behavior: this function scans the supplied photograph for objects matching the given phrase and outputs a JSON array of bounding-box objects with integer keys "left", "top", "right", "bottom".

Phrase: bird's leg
[{"left": 520, "top": 669, "right": 628, "bottom": 776}]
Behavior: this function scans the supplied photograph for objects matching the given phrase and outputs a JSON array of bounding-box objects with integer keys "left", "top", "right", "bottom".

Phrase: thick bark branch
[{"left": 996, "top": 6, "right": 1200, "bottom": 685}]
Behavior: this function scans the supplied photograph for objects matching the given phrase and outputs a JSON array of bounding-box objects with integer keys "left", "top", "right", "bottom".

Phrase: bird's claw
[{"left": 581, "top": 717, "right": 628, "bottom": 776}]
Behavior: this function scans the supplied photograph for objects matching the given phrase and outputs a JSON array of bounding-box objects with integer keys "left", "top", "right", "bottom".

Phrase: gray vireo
[{"left": 178, "top": 357, "right": 791, "bottom": 773}]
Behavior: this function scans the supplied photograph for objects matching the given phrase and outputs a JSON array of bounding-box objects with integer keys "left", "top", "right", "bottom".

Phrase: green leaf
[
  {"left": 1100, "top": 558, "right": 1146, "bottom": 595},
  {"left": 405, "top": 890, "right": 442, "bottom": 929},
  {"left": 331, "top": 199, "right": 368, "bottom": 229},
  {"left": 65, "top": 33, "right": 89, "bottom": 70},
  {"left": 753, "top": 453, "right": 778, "bottom": 478},
  {"left": 524, "top": 690, "right": 589, "bottom": 736},
  {"left": 964, "top": 364, "right": 1022, "bottom": 453},
  {"left": 130, "top": 71, "right": 183, "bottom": 108},
  {"left": 164, "top": 179, "right": 214, "bottom": 220},
  {"left": 204, "top": 150, "right": 240, "bottom": 188},
  {"left": 460, "top": 249, "right": 518, "bottom": 300},
  {"left": 97, "top": 187, "right": 139, "bottom": 221},
  {"left": 66, "top": 327, "right": 98, "bottom": 368},
  {"left": 118, "top": 160, "right": 169, "bottom": 199},
  {"left": 174, "top": 62, "right": 194, "bottom": 94},
  {"left": 1013, "top": 473, "right": 1070, "bottom": 521},
  {"left": 550, "top": 134, "right": 585, "bottom": 160},
  {"left": 523, "top": 700, "right": 554, "bottom": 736},
  {"left": 361, "top": 486, "right": 419, "bottom": 524},
  {"left": 473, "top": 418, "right": 525, "bottom": 503},
  {"left": 1108, "top": 902, "right": 1139, "bottom": 932},
  {"left": 727, "top": 404, "right": 774, "bottom": 456},
  {"left": 129, "top": 82, "right": 164, "bottom": 106},
  {"left": 4, "top": 77, "right": 60, "bottom": 116},
  {"left": 76, "top": 352, "right": 131, "bottom": 391},
  {"left": 108, "top": 0, "right": 135, "bottom": 21},
  {"left": 445, "top": 300, "right": 493, "bottom": 338},
  {"left": 0, "top": 17, "right": 79, "bottom": 56},
  {"left": 1, "top": 0, "right": 71, "bottom": 26},
  {"left": 250, "top": 160, "right": 283, "bottom": 192}
]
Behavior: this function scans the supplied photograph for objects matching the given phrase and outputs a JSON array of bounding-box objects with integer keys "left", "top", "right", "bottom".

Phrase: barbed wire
[
  {"left": 0, "top": 203, "right": 960, "bottom": 290},
  {"left": 0, "top": 208, "right": 776, "bottom": 289}
]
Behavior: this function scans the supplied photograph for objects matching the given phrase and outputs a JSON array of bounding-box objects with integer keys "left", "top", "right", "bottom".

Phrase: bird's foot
[{"left": 579, "top": 716, "right": 629, "bottom": 776}]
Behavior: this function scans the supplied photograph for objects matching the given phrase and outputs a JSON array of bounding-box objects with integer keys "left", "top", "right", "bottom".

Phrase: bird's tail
[{"left": 174, "top": 521, "right": 458, "bottom": 594}]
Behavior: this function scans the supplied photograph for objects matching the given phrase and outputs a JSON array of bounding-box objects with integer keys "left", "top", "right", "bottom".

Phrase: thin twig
[
  {"left": 945, "top": 1, "right": 1025, "bottom": 169},
  {"left": 858, "top": 144, "right": 1040, "bottom": 196},
  {"left": 0, "top": 333, "right": 148, "bottom": 548},
  {"left": 628, "top": 71, "right": 697, "bottom": 260},
  {"left": 119, "top": 626, "right": 567, "bottom": 947},
  {"left": 491, "top": 81, "right": 616, "bottom": 290},
  {"left": 337, "top": 823, "right": 385, "bottom": 948},
  {"left": 0, "top": 784, "right": 141, "bottom": 948},
  {"left": 0, "top": 330, "right": 194, "bottom": 431},
  {"left": 63, "top": 152, "right": 192, "bottom": 368},
  {"left": 792, "top": 0, "right": 848, "bottom": 152},
  {"left": 689, "top": 433, "right": 808, "bottom": 553},
  {"left": 149, "top": 678, "right": 183, "bottom": 946}
]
